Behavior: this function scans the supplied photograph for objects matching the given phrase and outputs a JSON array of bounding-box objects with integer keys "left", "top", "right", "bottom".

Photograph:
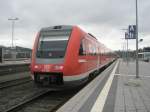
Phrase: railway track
[
  {"left": 0, "top": 77, "right": 32, "bottom": 89},
  {"left": 0, "top": 80, "right": 43, "bottom": 112},
  {"left": 4, "top": 89, "right": 51, "bottom": 112},
  {"left": 0, "top": 77, "right": 81, "bottom": 112},
  {"left": 4, "top": 89, "right": 79, "bottom": 112}
]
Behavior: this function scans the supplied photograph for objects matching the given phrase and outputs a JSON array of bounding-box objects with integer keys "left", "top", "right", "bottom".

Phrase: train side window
[
  {"left": 79, "top": 39, "right": 86, "bottom": 56},
  {"left": 79, "top": 43, "right": 84, "bottom": 55}
]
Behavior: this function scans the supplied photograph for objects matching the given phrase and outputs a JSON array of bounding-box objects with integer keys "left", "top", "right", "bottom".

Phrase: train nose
[{"left": 33, "top": 64, "right": 64, "bottom": 72}]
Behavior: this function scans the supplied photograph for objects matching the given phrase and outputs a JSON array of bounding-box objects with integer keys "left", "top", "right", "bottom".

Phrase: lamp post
[
  {"left": 135, "top": 0, "right": 139, "bottom": 78},
  {"left": 8, "top": 17, "right": 19, "bottom": 48},
  {"left": 8, "top": 17, "right": 19, "bottom": 60}
]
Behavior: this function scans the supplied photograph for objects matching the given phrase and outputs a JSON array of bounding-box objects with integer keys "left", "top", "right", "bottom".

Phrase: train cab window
[
  {"left": 36, "top": 30, "right": 71, "bottom": 58},
  {"left": 37, "top": 39, "right": 67, "bottom": 58}
]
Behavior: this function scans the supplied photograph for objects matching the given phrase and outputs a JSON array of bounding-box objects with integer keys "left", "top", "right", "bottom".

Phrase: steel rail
[
  {"left": 4, "top": 89, "right": 51, "bottom": 112},
  {"left": 0, "top": 77, "right": 31, "bottom": 89}
]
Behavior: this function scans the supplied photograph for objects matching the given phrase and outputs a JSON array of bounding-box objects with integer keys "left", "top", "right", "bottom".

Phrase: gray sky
[{"left": 0, "top": 0, "right": 150, "bottom": 50}]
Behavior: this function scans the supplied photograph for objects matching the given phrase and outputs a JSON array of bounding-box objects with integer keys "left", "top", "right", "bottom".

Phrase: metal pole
[
  {"left": 136, "top": 0, "right": 139, "bottom": 78},
  {"left": 8, "top": 18, "right": 19, "bottom": 60},
  {"left": 8, "top": 18, "right": 19, "bottom": 48},
  {"left": 12, "top": 21, "right": 14, "bottom": 48},
  {"left": 124, "top": 44, "right": 125, "bottom": 60},
  {"left": 127, "top": 38, "right": 128, "bottom": 65}
]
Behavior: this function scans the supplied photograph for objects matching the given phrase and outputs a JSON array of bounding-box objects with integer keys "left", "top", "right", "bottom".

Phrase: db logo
[{"left": 44, "top": 65, "right": 50, "bottom": 72}]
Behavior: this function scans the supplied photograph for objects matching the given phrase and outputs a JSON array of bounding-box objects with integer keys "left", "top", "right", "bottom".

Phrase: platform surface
[
  {"left": 56, "top": 59, "right": 150, "bottom": 112},
  {"left": 113, "top": 60, "right": 150, "bottom": 112}
]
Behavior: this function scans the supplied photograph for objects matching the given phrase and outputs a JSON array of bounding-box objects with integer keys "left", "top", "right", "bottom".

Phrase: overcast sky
[{"left": 0, "top": 0, "right": 150, "bottom": 50}]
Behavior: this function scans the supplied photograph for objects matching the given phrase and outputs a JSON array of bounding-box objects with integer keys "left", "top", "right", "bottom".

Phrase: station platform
[
  {"left": 0, "top": 72, "right": 30, "bottom": 83},
  {"left": 56, "top": 59, "right": 150, "bottom": 112},
  {"left": 0, "top": 59, "right": 30, "bottom": 66},
  {"left": 0, "top": 60, "right": 30, "bottom": 82}
]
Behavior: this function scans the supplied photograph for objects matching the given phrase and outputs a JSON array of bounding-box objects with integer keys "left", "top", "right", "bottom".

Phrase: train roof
[
  {"left": 41, "top": 25, "right": 73, "bottom": 32},
  {"left": 40, "top": 25, "right": 98, "bottom": 41}
]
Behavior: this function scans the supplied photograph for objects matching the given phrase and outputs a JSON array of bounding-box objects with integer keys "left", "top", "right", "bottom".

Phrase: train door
[
  {"left": 78, "top": 38, "right": 87, "bottom": 73},
  {"left": 97, "top": 45, "right": 100, "bottom": 69},
  {"left": 99, "top": 46, "right": 102, "bottom": 66}
]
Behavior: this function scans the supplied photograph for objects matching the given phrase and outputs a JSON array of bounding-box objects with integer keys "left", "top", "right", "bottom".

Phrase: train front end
[{"left": 30, "top": 26, "right": 72, "bottom": 86}]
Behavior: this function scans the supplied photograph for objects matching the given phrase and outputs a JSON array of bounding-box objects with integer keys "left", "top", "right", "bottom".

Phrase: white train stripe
[
  {"left": 63, "top": 61, "right": 112, "bottom": 82},
  {"left": 63, "top": 68, "right": 97, "bottom": 81}
]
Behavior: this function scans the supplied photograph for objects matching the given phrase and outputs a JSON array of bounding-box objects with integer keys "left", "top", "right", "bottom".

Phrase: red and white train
[{"left": 30, "top": 25, "right": 116, "bottom": 87}]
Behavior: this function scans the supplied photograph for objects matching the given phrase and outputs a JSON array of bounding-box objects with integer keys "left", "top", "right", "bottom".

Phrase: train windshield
[{"left": 36, "top": 30, "right": 71, "bottom": 58}]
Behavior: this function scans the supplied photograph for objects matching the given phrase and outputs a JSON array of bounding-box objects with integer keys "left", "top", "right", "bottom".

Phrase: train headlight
[
  {"left": 34, "top": 65, "right": 39, "bottom": 69},
  {"left": 54, "top": 65, "right": 63, "bottom": 70}
]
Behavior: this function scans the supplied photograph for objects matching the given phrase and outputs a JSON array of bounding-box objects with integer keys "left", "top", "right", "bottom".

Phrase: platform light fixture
[{"left": 8, "top": 17, "right": 19, "bottom": 48}]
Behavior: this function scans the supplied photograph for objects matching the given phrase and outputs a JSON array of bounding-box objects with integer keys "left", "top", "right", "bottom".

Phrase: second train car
[{"left": 30, "top": 25, "right": 115, "bottom": 87}]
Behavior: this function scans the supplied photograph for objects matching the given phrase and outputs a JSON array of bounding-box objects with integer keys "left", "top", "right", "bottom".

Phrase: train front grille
[{"left": 34, "top": 72, "right": 63, "bottom": 85}]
